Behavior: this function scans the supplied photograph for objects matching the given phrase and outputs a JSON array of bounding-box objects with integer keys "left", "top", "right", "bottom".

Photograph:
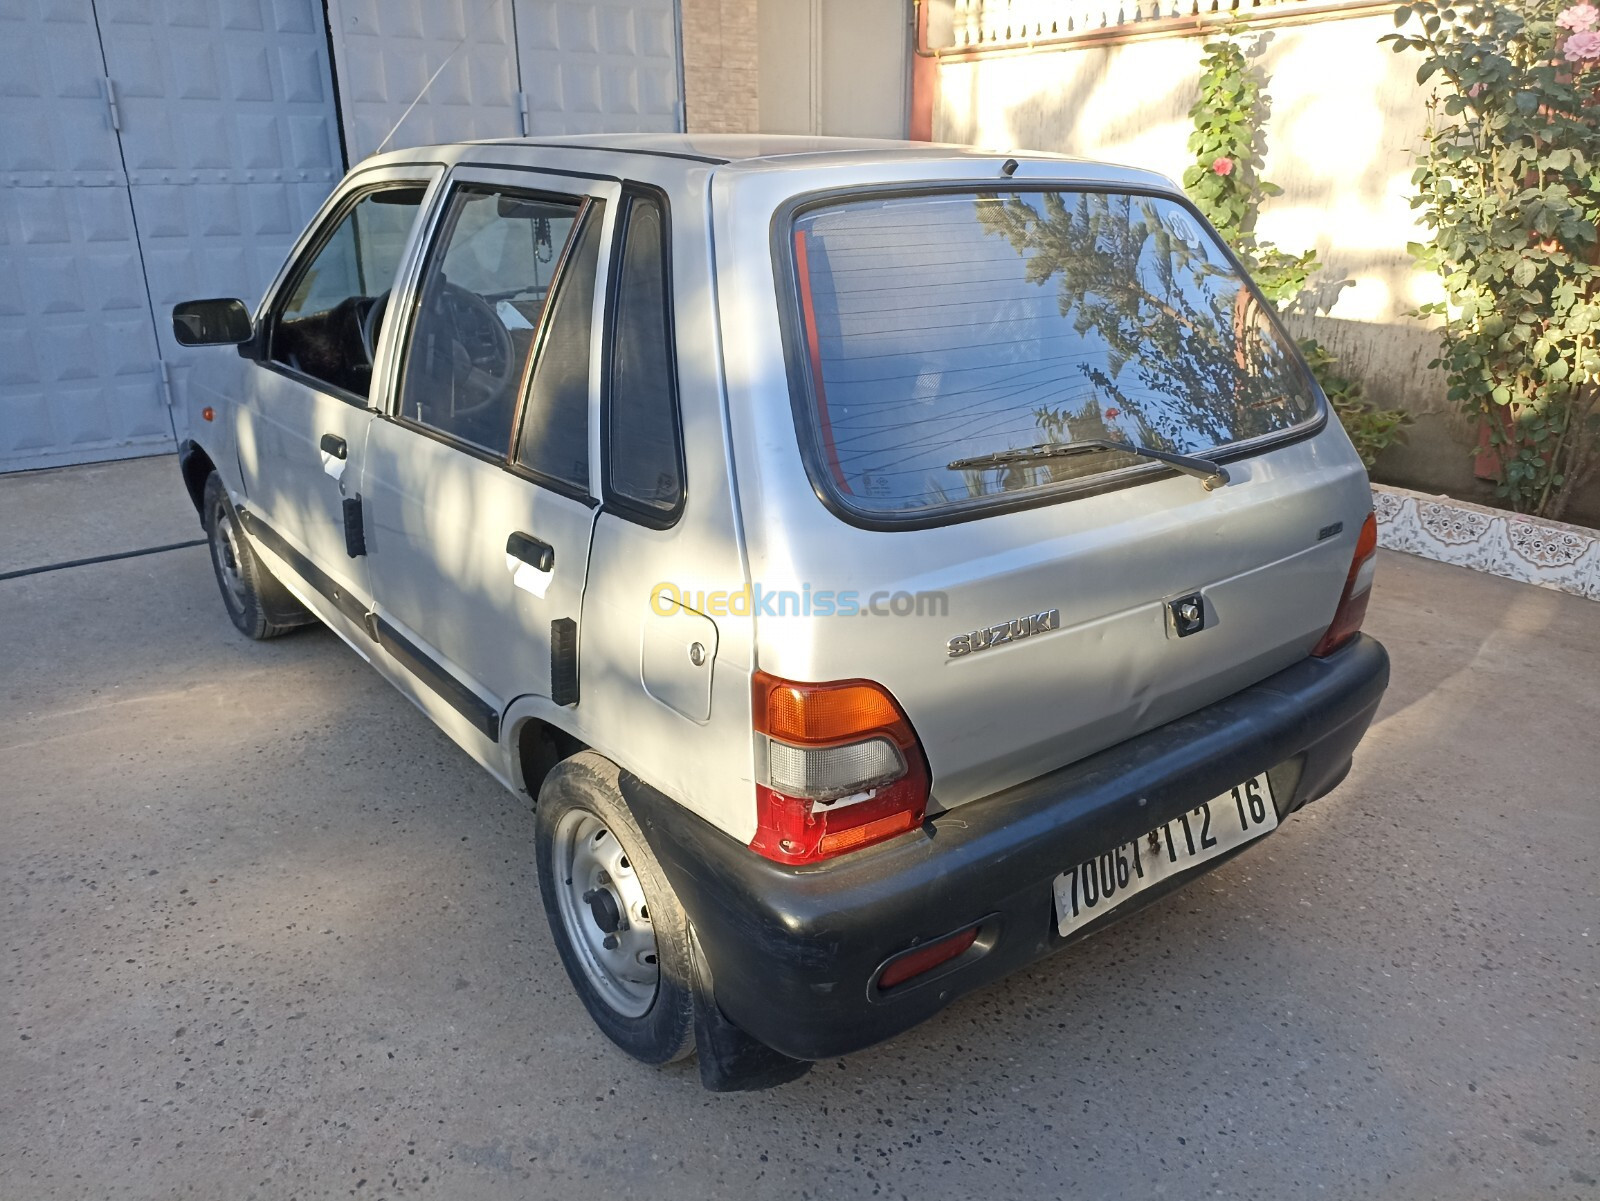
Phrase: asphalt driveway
[{"left": 2, "top": 457, "right": 1596, "bottom": 1200}]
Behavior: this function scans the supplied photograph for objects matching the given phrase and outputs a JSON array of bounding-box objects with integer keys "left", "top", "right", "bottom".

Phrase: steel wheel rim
[
  {"left": 553, "top": 809, "right": 659, "bottom": 1018},
  {"left": 212, "top": 503, "right": 248, "bottom": 604}
]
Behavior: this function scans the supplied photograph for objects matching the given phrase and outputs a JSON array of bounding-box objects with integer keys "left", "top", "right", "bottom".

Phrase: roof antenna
[
  {"left": 374, "top": 0, "right": 501, "bottom": 155},
  {"left": 1001, "top": 158, "right": 1020, "bottom": 177}
]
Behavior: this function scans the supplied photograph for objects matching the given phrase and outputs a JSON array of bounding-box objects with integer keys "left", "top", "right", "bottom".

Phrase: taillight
[
  {"left": 750, "top": 672, "right": 930, "bottom": 864},
  {"left": 1312, "top": 512, "right": 1378, "bottom": 658}
]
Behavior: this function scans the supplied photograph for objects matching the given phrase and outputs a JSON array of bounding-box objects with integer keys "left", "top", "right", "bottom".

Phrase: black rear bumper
[{"left": 623, "top": 635, "right": 1390, "bottom": 1062}]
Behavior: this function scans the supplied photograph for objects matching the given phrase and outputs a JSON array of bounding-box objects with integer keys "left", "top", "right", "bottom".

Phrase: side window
[
  {"left": 399, "top": 186, "right": 580, "bottom": 457},
  {"left": 271, "top": 186, "right": 425, "bottom": 399},
  {"left": 606, "top": 194, "right": 684, "bottom": 520},
  {"left": 515, "top": 207, "right": 604, "bottom": 491}
]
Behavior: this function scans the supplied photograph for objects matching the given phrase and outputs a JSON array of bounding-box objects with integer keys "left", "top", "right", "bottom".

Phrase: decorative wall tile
[{"left": 1373, "top": 483, "right": 1600, "bottom": 603}]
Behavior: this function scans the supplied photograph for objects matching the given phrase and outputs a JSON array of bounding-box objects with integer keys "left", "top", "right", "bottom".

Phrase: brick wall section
[{"left": 681, "top": 0, "right": 760, "bottom": 133}]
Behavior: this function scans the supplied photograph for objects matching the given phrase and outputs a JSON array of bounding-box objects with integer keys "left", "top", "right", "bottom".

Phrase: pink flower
[
  {"left": 1564, "top": 29, "right": 1600, "bottom": 59},
  {"left": 1467, "top": 82, "right": 1485, "bottom": 97},
  {"left": 1557, "top": 3, "right": 1598, "bottom": 30},
  {"left": 1212, "top": 156, "right": 1234, "bottom": 176}
]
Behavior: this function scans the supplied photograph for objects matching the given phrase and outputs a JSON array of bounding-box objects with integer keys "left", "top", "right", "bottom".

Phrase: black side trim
[
  {"left": 374, "top": 616, "right": 502, "bottom": 741},
  {"left": 242, "top": 511, "right": 500, "bottom": 745},
  {"left": 550, "top": 617, "right": 579, "bottom": 707},
  {"left": 342, "top": 495, "right": 367, "bottom": 557},
  {"left": 239, "top": 510, "right": 369, "bottom": 628}
]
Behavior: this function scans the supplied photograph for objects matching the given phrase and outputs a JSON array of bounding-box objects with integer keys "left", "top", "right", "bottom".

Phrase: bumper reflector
[{"left": 876, "top": 926, "right": 980, "bottom": 991}]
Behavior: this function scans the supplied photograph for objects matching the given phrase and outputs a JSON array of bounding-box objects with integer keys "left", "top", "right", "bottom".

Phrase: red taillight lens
[
  {"left": 876, "top": 926, "right": 979, "bottom": 990},
  {"left": 750, "top": 672, "right": 930, "bottom": 865},
  {"left": 1312, "top": 512, "right": 1378, "bottom": 658}
]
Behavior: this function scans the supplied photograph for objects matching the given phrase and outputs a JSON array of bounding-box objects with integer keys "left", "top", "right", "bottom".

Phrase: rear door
[
  {"left": 360, "top": 168, "right": 619, "bottom": 734},
  {"left": 240, "top": 170, "right": 437, "bottom": 601}
]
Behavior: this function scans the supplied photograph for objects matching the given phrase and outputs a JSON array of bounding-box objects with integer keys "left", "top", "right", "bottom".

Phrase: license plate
[{"left": 1053, "top": 774, "right": 1278, "bottom": 938}]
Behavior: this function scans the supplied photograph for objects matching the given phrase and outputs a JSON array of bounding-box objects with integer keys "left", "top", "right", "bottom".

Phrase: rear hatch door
[{"left": 752, "top": 184, "right": 1371, "bottom": 808}]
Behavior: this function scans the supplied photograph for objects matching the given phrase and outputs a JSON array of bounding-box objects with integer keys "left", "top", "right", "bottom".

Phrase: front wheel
[
  {"left": 535, "top": 753, "right": 696, "bottom": 1064},
  {"left": 202, "top": 472, "right": 309, "bottom": 640}
]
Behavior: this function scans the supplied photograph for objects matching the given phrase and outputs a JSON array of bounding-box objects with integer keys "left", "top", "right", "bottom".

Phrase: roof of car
[
  {"left": 360, "top": 133, "right": 1175, "bottom": 194},
  {"left": 456, "top": 133, "right": 1062, "bottom": 165}
]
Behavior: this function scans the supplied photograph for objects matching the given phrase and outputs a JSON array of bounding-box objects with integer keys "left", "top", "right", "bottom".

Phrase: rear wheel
[
  {"left": 202, "top": 472, "right": 309, "bottom": 640},
  {"left": 535, "top": 753, "right": 695, "bottom": 1064}
]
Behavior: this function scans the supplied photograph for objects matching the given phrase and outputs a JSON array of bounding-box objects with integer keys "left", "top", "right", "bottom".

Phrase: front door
[
  {"left": 361, "top": 168, "right": 618, "bottom": 729},
  {"left": 238, "top": 171, "right": 437, "bottom": 603}
]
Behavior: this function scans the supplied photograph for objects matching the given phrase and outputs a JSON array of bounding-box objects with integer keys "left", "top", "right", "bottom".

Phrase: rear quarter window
[{"left": 783, "top": 189, "right": 1321, "bottom": 520}]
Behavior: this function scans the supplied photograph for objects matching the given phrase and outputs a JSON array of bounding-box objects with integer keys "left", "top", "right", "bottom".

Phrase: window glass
[
  {"left": 788, "top": 191, "right": 1319, "bottom": 517},
  {"left": 606, "top": 196, "right": 683, "bottom": 516},
  {"left": 272, "top": 186, "right": 425, "bottom": 398},
  {"left": 515, "top": 207, "right": 603, "bottom": 490},
  {"left": 400, "top": 187, "right": 580, "bottom": 457}
]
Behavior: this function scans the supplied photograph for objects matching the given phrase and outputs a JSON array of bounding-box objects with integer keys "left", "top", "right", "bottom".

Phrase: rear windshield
[{"left": 786, "top": 190, "right": 1320, "bottom": 518}]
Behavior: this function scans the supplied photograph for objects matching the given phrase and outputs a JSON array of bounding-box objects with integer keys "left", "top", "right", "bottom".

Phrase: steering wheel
[
  {"left": 358, "top": 290, "right": 390, "bottom": 364},
  {"left": 417, "top": 281, "right": 517, "bottom": 416}
]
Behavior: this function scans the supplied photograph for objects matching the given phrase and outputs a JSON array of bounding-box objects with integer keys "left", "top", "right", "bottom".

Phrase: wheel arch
[
  {"left": 178, "top": 440, "right": 217, "bottom": 519},
  {"left": 509, "top": 711, "right": 588, "bottom": 804}
]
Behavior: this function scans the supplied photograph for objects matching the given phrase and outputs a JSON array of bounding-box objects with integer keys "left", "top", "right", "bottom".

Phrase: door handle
[
  {"left": 506, "top": 531, "right": 554, "bottom": 572},
  {"left": 319, "top": 433, "right": 348, "bottom": 459}
]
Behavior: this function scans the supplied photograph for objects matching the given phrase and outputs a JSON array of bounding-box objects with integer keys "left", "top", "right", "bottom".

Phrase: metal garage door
[
  {"left": 326, "top": 0, "right": 683, "bottom": 161},
  {"left": 513, "top": 0, "right": 682, "bottom": 135},
  {"left": 0, "top": 0, "right": 341, "bottom": 473}
]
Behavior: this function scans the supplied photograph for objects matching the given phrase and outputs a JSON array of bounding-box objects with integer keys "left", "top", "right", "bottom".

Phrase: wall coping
[
  {"left": 933, "top": 0, "right": 1394, "bottom": 59},
  {"left": 1373, "top": 483, "right": 1600, "bottom": 603}
]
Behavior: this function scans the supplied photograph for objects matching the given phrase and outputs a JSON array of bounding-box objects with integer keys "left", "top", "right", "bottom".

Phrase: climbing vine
[{"left": 1182, "top": 30, "right": 1411, "bottom": 469}]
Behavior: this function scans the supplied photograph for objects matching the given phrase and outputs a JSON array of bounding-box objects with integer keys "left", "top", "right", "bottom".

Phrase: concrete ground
[{"left": 2, "top": 457, "right": 1596, "bottom": 1201}]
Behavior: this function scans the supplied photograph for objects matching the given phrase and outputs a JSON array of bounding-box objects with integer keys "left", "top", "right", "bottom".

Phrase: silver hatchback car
[{"left": 171, "top": 134, "right": 1389, "bottom": 1090}]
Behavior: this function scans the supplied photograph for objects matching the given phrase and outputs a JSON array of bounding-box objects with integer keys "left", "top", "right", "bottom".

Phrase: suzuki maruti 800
[{"left": 169, "top": 135, "right": 1390, "bottom": 1090}]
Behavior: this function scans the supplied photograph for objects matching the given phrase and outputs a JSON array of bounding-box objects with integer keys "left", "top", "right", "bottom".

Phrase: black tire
[
  {"left": 201, "top": 472, "right": 310, "bottom": 640},
  {"left": 535, "top": 752, "right": 696, "bottom": 1065}
]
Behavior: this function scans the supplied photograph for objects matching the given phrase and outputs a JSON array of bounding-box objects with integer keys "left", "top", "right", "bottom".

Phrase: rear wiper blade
[{"left": 948, "top": 438, "right": 1231, "bottom": 491}]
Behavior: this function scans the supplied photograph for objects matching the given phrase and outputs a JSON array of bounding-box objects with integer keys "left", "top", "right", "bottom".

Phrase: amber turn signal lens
[
  {"left": 753, "top": 672, "right": 908, "bottom": 745},
  {"left": 201, "top": 406, "right": 215, "bottom": 422}
]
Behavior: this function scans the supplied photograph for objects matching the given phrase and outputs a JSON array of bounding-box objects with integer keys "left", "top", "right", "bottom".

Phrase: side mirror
[{"left": 172, "top": 298, "right": 252, "bottom": 346}]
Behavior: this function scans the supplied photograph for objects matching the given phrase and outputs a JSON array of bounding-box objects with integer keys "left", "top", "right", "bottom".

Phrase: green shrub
[{"left": 1385, "top": 0, "right": 1600, "bottom": 519}]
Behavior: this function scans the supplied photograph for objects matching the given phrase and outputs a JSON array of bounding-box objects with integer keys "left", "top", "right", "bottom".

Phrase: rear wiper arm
[{"left": 948, "top": 438, "right": 1231, "bottom": 491}]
